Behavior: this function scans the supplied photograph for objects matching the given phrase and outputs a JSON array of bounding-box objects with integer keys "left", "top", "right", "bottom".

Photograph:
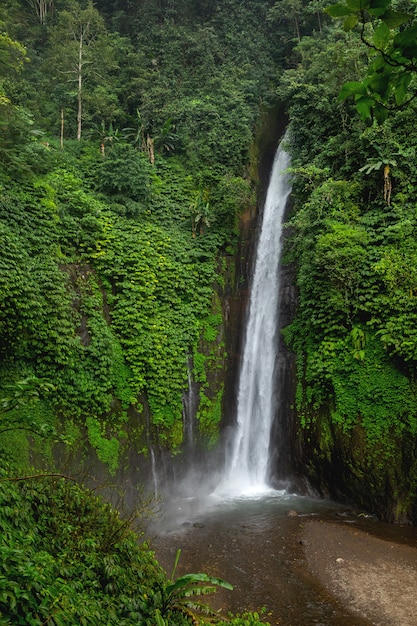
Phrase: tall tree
[
  {"left": 48, "top": 0, "right": 116, "bottom": 140},
  {"left": 0, "top": 31, "right": 32, "bottom": 169},
  {"left": 26, "top": 0, "right": 54, "bottom": 24}
]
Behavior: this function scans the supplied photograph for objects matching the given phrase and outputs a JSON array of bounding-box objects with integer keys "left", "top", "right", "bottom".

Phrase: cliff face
[{"left": 294, "top": 413, "right": 417, "bottom": 524}]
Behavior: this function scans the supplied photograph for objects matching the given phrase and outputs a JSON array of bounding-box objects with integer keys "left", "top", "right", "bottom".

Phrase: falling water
[
  {"left": 182, "top": 356, "right": 196, "bottom": 449},
  {"left": 150, "top": 447, "right": 159, "bottom": 497},
  {"left": 219, "top": 138, "right": 292, "bottom": 495}
]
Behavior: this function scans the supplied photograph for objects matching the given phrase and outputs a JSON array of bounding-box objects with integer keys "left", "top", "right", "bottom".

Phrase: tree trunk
[
  {"left": 60, "top": 106, "right": 64, "bottom": 149},
  {"left": 77, "top": 33, "right": 83, "bottom": 141}
]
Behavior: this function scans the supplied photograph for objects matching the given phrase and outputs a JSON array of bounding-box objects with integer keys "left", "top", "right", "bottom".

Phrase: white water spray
[{"left": 218, "top": 139, "right": 292, "bottom": 496}]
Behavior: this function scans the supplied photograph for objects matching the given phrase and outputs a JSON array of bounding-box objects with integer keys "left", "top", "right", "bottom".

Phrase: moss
[
  {"left": 197, "top": 386, "right": 224, "bottom": 448},
  {"left": 86, "top": 416, "right": 120, "bottom": 476}
]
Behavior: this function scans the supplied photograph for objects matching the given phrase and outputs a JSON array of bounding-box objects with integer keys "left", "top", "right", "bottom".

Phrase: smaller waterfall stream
[
  {"left": 182, "top": 356, "right": 196, "bottom": 450},
  {"left": 218, "top": 139, "right": 291, "bottom": 495}
]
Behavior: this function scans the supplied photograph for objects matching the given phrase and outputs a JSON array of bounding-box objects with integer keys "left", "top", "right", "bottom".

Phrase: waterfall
[
  {"left": 182, "top": 356, "right": 196, "bottom": 449},
  {"left": 218, "top": 138, "right": 292, "bottom": 495},
  {"left": 150, "top": 447, "right": 159, "bottom": 497}
]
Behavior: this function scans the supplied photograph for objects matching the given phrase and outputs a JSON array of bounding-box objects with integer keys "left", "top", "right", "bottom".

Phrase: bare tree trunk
[
  {"left": 317, "top": 10, "right": 322, "bottom": 34},
  {"left": 60, "top": 107, "right": 64, "bottom": 149},
  {"left": 77, "top": 33, "right": 83, "bottom": 141},
  {"left": 26, "top": 0, "right": 54, "bottom": 25},
  {"left": 294, "top": 16, "right": 301, "bottom": 42}
]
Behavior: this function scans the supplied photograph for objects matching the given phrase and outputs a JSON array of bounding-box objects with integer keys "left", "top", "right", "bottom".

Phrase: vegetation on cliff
[
  {"left": 0, "top": 0, "right": 286, "bottom": 621},
  {"left": 0, "top": 0, "right": 284, "bottom": 468},
  {"left": 280, "top": 0, "right": 417, "bottom": 521}
]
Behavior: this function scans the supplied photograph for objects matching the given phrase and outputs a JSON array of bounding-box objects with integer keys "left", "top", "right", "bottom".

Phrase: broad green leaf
[
  {"left": 339, "top": 81, "right": 367, "bottom": 101},
  {"left": 369, "top": 0, "right": 390, "bottom": 8},
  {"left": 381, "top": 10, "right": 412, "bottom": 28},
  {"left": 346, "top": 0, "right": 369, "bottom": 9},
  {"left": 368, "top": 0, "right": 392, "bottom": 17},
  {"left": 373, "top": 102, "right": 388, "bottom": 124},
  {"left": 355, "top": 95, "right": 374, "bottom": 119},
  {"left": 369, "top": 71, "right": 390, "bottom": 100},
  {"left": 326, "top": 3, "right": 356, "bottom": 17},
  {"left": 343, "top": 13, "right": 358, "bottom": 30},
  {"left": 394, "top": 71, "right": 412, "bottom": 105},
  {"left": 370, "top": 55, "right": 388, "bottom": 72},
  {"left": 372, "top": 22, "right": 391, "bottom": 48},
  {"left": 394, "top": 26, "right": 417, "bottom": 59}
]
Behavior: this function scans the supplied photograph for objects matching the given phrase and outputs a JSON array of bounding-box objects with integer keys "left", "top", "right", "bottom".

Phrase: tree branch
[
  {"left": 1, "top": 473, "right": 76, "bottom": 482},
  {"left": 359, "top": 12, "right": 417, "bottom": 72}
]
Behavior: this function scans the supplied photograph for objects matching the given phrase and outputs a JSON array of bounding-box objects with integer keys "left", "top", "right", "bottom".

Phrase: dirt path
[{"left": 302, "top": 520, "right": 417, "bottom": 626}]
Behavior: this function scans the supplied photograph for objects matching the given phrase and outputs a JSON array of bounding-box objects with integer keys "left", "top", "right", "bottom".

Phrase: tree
[
  {"left": 26, "top": 0, "right": 54, "bottom": 24},
  {"left": 268, "top": 0, "right": 305, "bottom": 41},
  {"left": 48, "top": 0, "right": 117, "bottom": 140},
  {"left": 326, "top": 0, "right": 417, "bottom": 122},
  {"left": 0, "top": 31, "right": 34, "bottom": 171}
]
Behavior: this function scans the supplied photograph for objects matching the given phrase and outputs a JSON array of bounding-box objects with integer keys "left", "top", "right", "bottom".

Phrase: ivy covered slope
[
  {"left": 0, "top": 0, "right": 289, "bottom": 475},
  {"left": 281, "top": 1, "right": 417, "bottom": 522}
]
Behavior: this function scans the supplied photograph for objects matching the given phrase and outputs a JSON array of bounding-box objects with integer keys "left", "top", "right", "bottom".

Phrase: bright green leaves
[
  {"left": 380, "top": 7, "right": 412, "bottom": 28},
  {"left": 0, "top": 475, "right": 166, "bottom": 625},
  {"left": 93, "top": 217, "right": 219, "bottom": 447},
  {"left": 326, "top": 0, "right": 408, "bottom": 27},
  {"left": 327, "top": 0, "right": 416, "bottom": 121},
  {"left": 326, "top": 0, "right": 371, "bottom": 31},
  {"left": 0, "top": 32, "right": 27, "bottom": 74},
  {"left": 373, "top": 20, "right": 390, "bottom": 47}
]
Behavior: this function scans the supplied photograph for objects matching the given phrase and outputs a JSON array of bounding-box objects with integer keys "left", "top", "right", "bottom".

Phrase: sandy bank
[{"left": 302, "top": 520, "right": 417, "bottom": 626}]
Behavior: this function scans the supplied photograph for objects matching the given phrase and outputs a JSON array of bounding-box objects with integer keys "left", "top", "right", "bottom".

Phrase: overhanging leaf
[
  {"left": 372, "top": 22, "right": 391, "bottom": 48},
  {"left": 346, "top": 0, "right": 369, "bottom": 9},
  {"left": 368, "top": 0, "right": 392, "bottom": 17},
  {"left": 393, "top": 71, "right": 412, "bottom": 105},
  {"left": 368, "top": 71, "right": 390, "bottom": 100},
  {"left": 355, "top": 95, "right": 374, "bottom": 119},
  {"left": 343, "top": 13, "right": 358, "bottom": 30},
  {"left": 381, "top": 9, "right": 412, "bottom": 28},
  {"left": 326, "top": 3, "right": 356, "bottom": 17},
  {"left": 373, "top": 102, "right": 388, "bottom": 124},
  {"left": 339, "top": 81, "right": 367, "bottom": 101},
  {"left": 369, "top": 0, "right": 391, "bottom": 9}
]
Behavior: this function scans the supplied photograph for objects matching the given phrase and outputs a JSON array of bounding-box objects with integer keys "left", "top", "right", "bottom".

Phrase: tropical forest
[{"left": 1, "top": 0, "right": 417, "bottom": 623}]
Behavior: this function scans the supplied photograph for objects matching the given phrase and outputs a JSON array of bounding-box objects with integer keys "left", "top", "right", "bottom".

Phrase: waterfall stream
[{"left": 218, "top": 138, "right": 292, "bottom": 495}]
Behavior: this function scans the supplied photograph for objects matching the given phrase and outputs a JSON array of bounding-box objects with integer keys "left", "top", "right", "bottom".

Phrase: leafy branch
[{"left": 326, "top": 0, "right": 417, "bottom": 121}]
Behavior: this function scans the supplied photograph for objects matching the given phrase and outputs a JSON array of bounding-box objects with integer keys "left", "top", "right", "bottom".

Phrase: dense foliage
[
  {"left": 0, "top": 0, "right": 284, "bottom": 467},
  {"left": 0, "top": 470, "right": 268, "bottom": 625},
  {"left": 2, "top": 0, "right": 417, "bottom": 620},
  {"left": 279, "top": 0, "right": 417, "bottom": 518}
]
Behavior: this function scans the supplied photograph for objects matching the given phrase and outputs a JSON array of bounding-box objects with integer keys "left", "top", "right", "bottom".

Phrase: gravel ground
[{"left": 302, "top": 520, "right": 417, "bottom": 626}]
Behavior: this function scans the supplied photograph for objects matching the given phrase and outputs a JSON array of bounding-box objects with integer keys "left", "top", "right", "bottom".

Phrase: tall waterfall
[{"left": 219, "top": 138, "right": 291, "bottom": 495}]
